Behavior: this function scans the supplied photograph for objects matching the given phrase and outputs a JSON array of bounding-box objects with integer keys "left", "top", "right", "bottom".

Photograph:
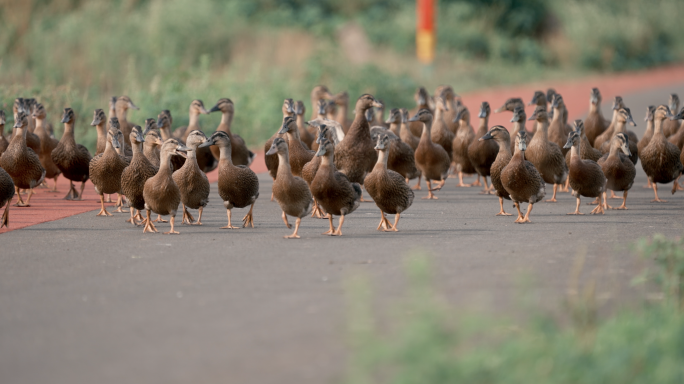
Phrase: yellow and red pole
[{"left": 416, "top": 0, "right": 435, "bottom": 65}]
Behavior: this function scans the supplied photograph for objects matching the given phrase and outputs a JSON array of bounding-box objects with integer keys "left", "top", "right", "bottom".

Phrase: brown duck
[
  {"left": 89, "top": 120, "right": 128, "bottom": 216},
  {"left": 208, "top": 98, "right": 256, "bottom": 166},
  {"left": 265, "top": 98, "right": 296, "bottom": 187},
  {"left": 173, "top": 130, "right": 210, "bottom": 225},
  {"left": 408, "top": 87, "right": 432, "bottom": 137},
  {"left": 0, "top": 111, "right": 45, "bottom": 206},
  {"left": 451, "top": 106, "right": 479, "bottom": 187},
  {"left": 467, "top": 101, "right": 498, "bottom": 194},
  {"left": 32, "top": 103, "right": 61, "bottom": 192},
  {"left": 525, "top": 105, "right": 568, "bottom": 202},
  {"left": 114, "top": 96, "right": 139, "bottom": 147},
  {"left": 295, "top": 100, "right": 315, "bottom": 149},
  {"left": 279, "top": 116, "right": 315, "bottom": 178},
  {"left": 501, "top": 131, "right": 545, "bottom": 223},
  {"left": 52, "top": 108, "right": 92, "bottom": 200},
  {"left": 121, "top": 126, "right": 158, "bottom": 225},
  {"left": 409, "top": 109, "right": 451, "bottom": 199},
  {"left": 597, "top": 132, "right": 636, "bottom": 210},
  {"left": 479, "top": 125, "right": 513, "bottom": 216},
  {"left": 639, "top": 105, "right": 683, "bottom": 202},
  {"left": 563, "top": 130, "right": 607, "bottom": 215},
  {"left": 584, "top": 88, "right": 609, "bottom": 146},
  {"left": 266, "top": 137, "right": 313, "bottom": 238},
  {"left": 0, "top": 165, "right": 14, "bottom": 227}
]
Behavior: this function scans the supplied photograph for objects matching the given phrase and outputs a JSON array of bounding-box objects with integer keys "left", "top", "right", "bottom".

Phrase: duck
[
  {"left": 121, "top": 126, "right": 158, "bottom": 225},
  {"left": 266, "top": 137, "right": 313, "bottom": 238},
  {"left": 90, "top": 109, "right": 108, "bottom": 155},
  {"left": 173, "top": 130, "right": 210, "bottom": 225},
  {"left": 598, "top": 107, "right": 639, "bottom": 165},
  {"left": 334, "top": 94, "right": 383, "bottom": 188},
  {"left": 0, "top": 111, "right": 8, "bottom": 157},
  {"left": 295, "top": 100, "right": 315, "bottom": 149},
  {"left": 177, "top": 100, "right": 216, "bottom": 173},
  {"left": 564, "top": 117, "right": 603, "bottom": 170},
  {"left": 563, "top": 130, "right": 607, "bottom": 215},
  {"left": 479, "top": 125, "right": 513, "bottom": 216},
  {"left": 107, "top": 96, "right": 117, "bottom": 130},
  {"left": 597, "top": 132, "right": 636, "bottom": 210},
  {"left": 398, "top": 108, "right": 420, "bottom": 151},
  {"left": 528, "top": 91, "right": 547, "bottom": 109},
  {"left": 668, "top": 106, "right": 684, "bottom": 150},
  {"left": 509, "top": 106, "right": 535, "bottom": 154},
  {"left": 638, "top": 106, "right": 656, "bottom": 161},
  {"left": 548, "top": 95, "right": 574, "bottom": 156},
  {"left": 369, "top": 100, "right": 388, "bottom": 129},
  {"left": 32, "top": 103, "right": 61, "bottom": 192},
  {"left": 663, "top": 94, "right": 680, "bottom": 137},
  {"left": 546, "top": 88, "right": 563, "bottom": 122},
  {"left": 468, "top": 101, "right": 498, "bottom": 194},
  {"left": 408, "top": 87, "right": 432, "bottom": 137},
  {"left": 501, "top": 131, "right": 545, "bottom": 223},
  {"left": 156, "top": 110, "right": 185, "bottom": 171},
  {"left": 593, "top": 96, "right": 626, "bottom": 150},
  {"left": 525, "top": 105, "right": 568, "bottom": 202},
  {"left": 409, "top": 109, "right": 451, "bottom": 199},
  {"left": 311, "top": 137, "right": 362, "bottom": 236},
  {"left": 364, "top": 132, "right": 414, "bottom": 232},
  {"left": 385, "top": 108, "right": 403, "bottom": 137},
  {"left": 279, "top": 116, "right": 315, "bottom": 177},
  {"left": 307, "top": 99, "right": 330, "bottom": 138},
  {"left": 142, "top": 118, "right": 162, "bottom": 168},
  {"left": 451, "top": 106, "right": 480, "bottom": 187},
  {"left": 640, "top": 105, "right": 683, "bottom": 202},
  {"left": 200, "top": 131, "right": 259, "bottom": 228},
  {"left": 0, "top": 111, "right": 45, "bottom": 207},
  {"left": 52, "top": 108, "right": 92, "bottom": 200},
  {"left": 302, "top": 121, "right": 340, "bottom": 218},
  {"left": 89, "top": 119, "right": 129, "bottom": 217},
  {"left": 584, "top": 88, "right": 609, "bottom": 146},
  {"left": 207, "top": 98, "right": 255, "bottom": 166},
  {"left": 309, "top": 85, "right": 334, "bottom": 121},
  {"left": 12, "top": 99, "right": 41, "bottom": 155},
  {"left": 332, "top": 91, "right": 352, "bottom": 135},
  {"left": 430, "top": 95, "right": 454, "bottom": 161},
  {"left": 369, "top": 124, "right": 420, "bottom": 183},
  {"left": 142, "top": 139, "right": 189, "bottom": 234},
  {"left": 325, "top": 100, "right": 338, "bottom": 121},
  {"left": 114, "top": 96, "right": 139, "bottom": 147},
  {"left": 0, "top": 165, "right": 13, "bottom": 228},
  {"left": 265, "top": 98, "right": 296, "bottom": 188},
  {"left": 493, "top": 97, "right": 524, "bottom": 114},
  {"left": 435, "top": 86, "right": 460, "bottom": 134}
]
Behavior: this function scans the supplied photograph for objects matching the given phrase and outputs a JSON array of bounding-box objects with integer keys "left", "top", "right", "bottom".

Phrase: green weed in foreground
[{"left": 347, "top": 244, "right": 684, "bottom": 384}]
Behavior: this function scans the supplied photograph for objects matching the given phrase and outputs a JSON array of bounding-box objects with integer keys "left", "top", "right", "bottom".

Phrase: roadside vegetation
[
  {"left": 346, "top": 236, "right": 684, "bottom": 384},
  {"left": 0, "top": 0, "right": 682, "bottom": 151}
]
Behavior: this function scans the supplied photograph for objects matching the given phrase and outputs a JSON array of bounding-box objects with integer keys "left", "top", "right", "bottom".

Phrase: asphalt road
[{"left": 2, "top": 85, "right": 684, "bottom": 384}]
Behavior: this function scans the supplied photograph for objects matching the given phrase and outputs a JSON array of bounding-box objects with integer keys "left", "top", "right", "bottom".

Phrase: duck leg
[
  {"left": 284, "top": 217, "right": 302, "bottom": 239},
  {"left": 471, "top": 175, "right": 482, "bottom": 187},
  {"left": 567, "top": 197, "right": 584, "bottom": 215},
  {"left": 115, "top": 193, "right": 128, "bottom": 213},
  {"left": 496, "top": 197, "right": 512, "bottom": 216},
  {"left": 455, "top": 172, "right": 474, "bottom": 187},
  {"left": 142, "top": 209, "right": 158, "bottom": 233},
  {"left": 322, "top": 214, "right": 335, "bottom": 235},
  {"left": 164, "top": 215, "right": 180, "bottom": 235},
  {"left": 96, "top": 195, "right": 113, "bottom": 216},
  {"left": 359, "top": 186, "right": 373, "bottom": 202},
  {"left": 105, "top": 194, "right": 113, "bottom": 203},
  {"left": 221, "top": 209, "right": 239, "bottom": 229},
  {"left": 50, "top": 177, "right": 59, "bottom": 192},
  {"left": 376, "top": 211, "right": 392, "bottom": 231},
  {"left": 311, "top": 199, "right": 325, "bottom": 219},
  {"left": 516, "top": 203, "right": 534, "bottom": 224},
  {"left": 651, "top": 182, "right": 667, "bottom": 203},
  {"left": 332, "top": 215, "right": 346, "bottom": 236},
  {"left": 242, "top": 202, "right": 256, "bottom": 228},
  {"left": 388, "top": 213, "right": 401, "bottom": 232},
  {"left": 590, "top": 194, "right": 605, "bottom": 214},
  {"left": 23, "top": 188, "right": 36, "bottom": 206},
  {"left": 422, "top": 180, "right": 439, "bottom": 199},
  {"left": 181, "top": 204, "right": 195, "bottom": 225},
  {"left": 13, "top": 186, "right": 29, "bottom": 207},
  {"left": 63, "top": 181, "right": 76, "bottom": 200},
  {"left": 513, "top": 202, "right": 524, "bottom": 223},
  {"left": 612, "top": 191, "right": 629, "bottom": 210},
  {"left": 546, "top": 184, "right": 559, "bottom": 202},
  {"left": 134, "top": 210, "right": 145, "bottom": 222},
  {"left": 609, "top": 190, "right": 620, "bottom": 199},
  {"left": 153, "top": 214, "right": 167, "bottom": 223},
  {"left": 75, "top": 181, "right": 86, "bottom": 201},
  {"left": 282, "top": 211, "right": 292, "bottom": 229},
  {"left": 1, "top": 202, "right": 10, "bottom": 228},
  {"left": 479, "top": 176, "right": 493, "bottom": 194},
  {"left": 643, "top": 179, "right": 653, "bottom": 189},
  {"left": 411, "top": 174, "right": 422, "bottom": 190},
  {"left": 602, "top": 191, "right": 613, "bottom": 210},
  {"left": 125, "top": 207, "right": 138, "bottom": 225},
  {"left": 560, "top": 178, "right": 570, "bottom": 193},
  {"left": 192, "top": 207, "right": 204, "bottom": 225}
]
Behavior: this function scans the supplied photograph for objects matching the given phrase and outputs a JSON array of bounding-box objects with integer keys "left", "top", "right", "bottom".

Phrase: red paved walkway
[{"left": 3, "top": 64, "right": 684, "bottom": 234}]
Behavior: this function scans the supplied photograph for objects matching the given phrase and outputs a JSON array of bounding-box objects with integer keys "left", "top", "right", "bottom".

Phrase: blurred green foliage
[
  {"left": 0, "top": 0, "right": 682, "bottom": 150},
  {"left": 347, "top": 247, "right": 684, "bottom": 384}
]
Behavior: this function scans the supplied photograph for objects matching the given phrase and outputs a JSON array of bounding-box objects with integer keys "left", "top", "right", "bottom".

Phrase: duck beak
[
  {"left": 13, "top": 120, "right": 22, "bottom": 129},
  {"left": 278, "top": 122, "right": 289, "bottom": 134},
  {"left": 90, "top": 117, "right": 101, "bottom": 126},
  {"left": 197, "top": 139, "right": 214, "bottom": 149},
  {"left": 315, "top": 146, "right": 327, "bottom": 157},
  {"left": 208, "top": 105, "right": 220, "bottom": 113},
  {"left": 286, "top": 103, "right": 295, "bottom": 114},
  {"left": 384, "top": 115, "right": 395, "bottom": 124},
  {"left": 129, "top": 101, "right": 140, "bottom": 110},
  {"left": 265, "top": 143, "right": 278, "bottom": 156},
  {"left": 175, "top": 144, "right": 190, "bottom": 158},
  {"left": 479, "top": 132, "right": 493, "bottom": 141},
  {"left": 673, "top": 110, "right": 684, "bottom": 120},
  {"left": 527, "top": 114, "right": 536, "bottom": 121},
  {"left": 493, "top": 105, "right": 506, "bottom": 113},
  {"left": 136, "top": 132, "right": 145, "bottom": 143},
  {"left": 627, "top": 115, "right": 637, "bottom": 126},
  {"left": 372, "top": 100, "right": 383, "bottom": 109},
  {"left": 111, "top": 135, "right": 121, "bottom": 149},
  {"left": 478, "top": 107, "right": 487, "bottom": 118},
  {"left": 61, "top": 114, "right": 69, "bottom": 124},
  {"left": 408, "top": 115, "right": 420, "bottom": 123}
]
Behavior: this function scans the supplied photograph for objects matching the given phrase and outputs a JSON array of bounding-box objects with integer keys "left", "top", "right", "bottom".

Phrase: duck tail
[
  {"left": 247, "top": 150, "right": 256, "bottom": 166},
  {"left": 352, "top": 182, "right": 362, "bottom": 201}
]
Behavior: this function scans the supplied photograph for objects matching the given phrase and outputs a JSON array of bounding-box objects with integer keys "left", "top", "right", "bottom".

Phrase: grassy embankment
[{"left": 0, "top": 0, "right": 681, "bottom": 152}]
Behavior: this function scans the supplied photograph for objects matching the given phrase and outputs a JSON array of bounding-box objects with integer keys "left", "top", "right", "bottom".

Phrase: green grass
[
  {"left": 346, "top": 240, "right": 684, "bottom": 384},
  {"left": 0, "top": 0, "right": 682, "bottom": 152}
]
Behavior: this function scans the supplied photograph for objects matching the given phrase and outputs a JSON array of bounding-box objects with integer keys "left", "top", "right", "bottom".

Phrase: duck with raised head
[
  {"left": 309, "top": 85, "right": 334, "bottom": 121},
  {"left": 121, "top": 126, "right": 158, "bottom": 225},
  {"left": 266, "top": 137, "right": 313, "bottom": 238},
  {"left": 0, "top": 111, "right": 8, "bottom": 156},
  {"left": 639, "top": 105, "right": 683, "bottom": 202},
  {"left": 664, "top": 94, "right": 680, "bottom": 137},
  {"left": 409, "top": 87, "right": 432, "bottom": 137},
  {"left": 279, "top": 116, "right": 315, "bottom": 178},
  {"left": 468, "top": 101, "right": 498, "bottom": 194},
  {"left": 142, "top": 119, "right": 161, "bottom": 167},
  {"left": 385, "top": 108, "right": 403, "bottom": 137},
  {"left": 332, "top": 91, "right": 352, "bottom": 135},
  {"left": 479, "top": 125, "right": 513, "bottom": 216},
  {"left": 597, "top": 132, "right": 636, "bottom": 210},
  {"left": 451, "top": 106, "right": 480, "bottom": 187},
  {"left": 409, "top": 109, "right": 451, "bottom": 199},
  {"left": 89, "top": 120, "right": 128, "bottom": 217},
  {"left": 0, "top": 165, "right": 13, "bottom": 228},
  {"left": 638, "top": 106, "right": 656, "bottom": 161},
  {"left": 564, "top": 118, "right": 603, "bottom": 172},
  {"left": 156, "top": 110, "right": 185, "bottom": 171},
  {"left": 493, "top": 97, "right": 524, "bottom": 114},
  {"left": 365, "top": 133, "right": 414, "bottom": 232},
  {"left": 599, "top": 107, "right": 639, "bottom": 165},
  {"left": 369, "top": 122, "right": 420, "bottom": 184},
  {"left": 208, "top": 98, "right": 256, "bottom": 166},
  {"left": 302, "top": 122, "right": 339, "bottom": 218},
  {"left": 334, "top": 94, "right": 383, "bottom": 190},
  {"left": 91, "top": 109, "right": 108, "bottom": 156},
  {"left": 311, "top": 138, "right": 361, "bottom": 236},
  {"left": 12, "top": 99, "right": 41, "bottom": 155},
  {"left": 107, "top": 96, "right": 117, "bottom": 129},
  {"left": 294, "top": 100, "right": 315, "bottom": 149},
  {"left": 177, "top": 100, "right": 216, "bottom": 173},
  {"left": 114, "top": 96, "right": 139, "bottom": 147},
  {"left": 501, "top": 131, "right": 545, "bottom": 223},
  {"left": 563, "top": 130, "right": 607, "bottom": 215},
  {"left": 307, "top": 99, "right": 330, "bottom": 138},
  {"left": 200, "top": 131, "right": 259, "bottom": 229},
  {"left": 584, "top": 88, "right": 609, "bottom": 146},
  {"left": 32, "top": 103, "right": 61, "bottom": 192},
  {"left": 265, "top": 99, "right": 296, "bottom": 192},
  {"left": 525, "top": 105, "right": 568, "bottom": 202},
  {"left": 435, "top": 86, "right": 460, "bottom": 134},
  {"left": 509, "top": 106, "right": 535, "bottom": 154},
  {"left": 430, "top": 95, "right": 454, "bottom": 160},
  {"left": 0, "top": 111, "right": 45, "bottom": 207},
  {"left": 52, "top": 108, "right": 91, "bottom": 200},
  {"left": 548, "top": 95, "right": 574, "bottom": 157},
  {"left": 528, "top": 91, "right": 546, "bottom": 109},
  {"left": 593, "top": 96, "right": 626, "bottom": 150},
  {"left": 173, "top": 130, "right": 210, "bottom": 225},
  {"left": 142, "top": 139, "right": 189, "bottom": 234},
  {"left": 369, "top": 100, "right": 388, "bottom": 129},
  {"left": 668, "top": 106, "right": 684, "bottom": 153}
]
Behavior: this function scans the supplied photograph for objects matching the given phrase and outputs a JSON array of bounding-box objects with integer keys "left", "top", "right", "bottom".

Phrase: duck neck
[
  {"left": 95, "top": 122, "right": 107, "bottom": 144},
  {"left": 512, "top": 119, "right": 526, "bottom": 134},
  {"left": 218, "top": 145, "right": 233, "bottom": 165},
  {"left": 388, "top": 121, "right": 400, "bottom": 136},
  {"left": 61, "top": 122, "right": 76, "bottom": 144},
  {"left": 108, "top": 106, "right": 117, "bottom": 122},
  {"left": 160, "top": 152, "right": 174, "bottom": 174},
  {"left": 276, "top": 151, "right": 293, "bottom": 177},
  {"left": 497, "top": 137, "right": 512, "bottom": 156},
  {"left": 552, "top": 107, "right": 562, "bottom": 124},
  {"left": 349, "top": 107, "right": 371, "bottom": 139},
  {"left": 319, "top": 151, "right": 334, "bottom": 170},
  {"left": 160, "top": 126, "right": 172, "bottom": 141},
  {"left": 34, "top": 117, "right": 47, "bottom": 136},
  {"left": 188, "top": 111, "right": 201, "bottom": 131},
  {"left": 336, "top": 102, "right": 348, "bottom": 123},
  {"left": 420, "top": 120, "right": 433, "bottom": 142},
  {"left": 610, "top": 109, "right": 619, "bottom": 126},
  {"left": 131, "top": 141, "right": 143, "bottom": 156},
  {"left": 607, "top": 141, "right": 620, "bottom": 159},
  {"left": 478, "top": 115, "right": 489, "bottom": 134},
  {"left": 104, "top": 138, "right": 116, "bottom": 155},
  {"left": 570, "top": 144, "right": 580, "bottom": 160},
  {"left": 654, "top": 117, "right": 665, "bottom": 138},
  {"left": 117, "top": 137, "right": 127, "bottom": 156},
  {"left": 536, "top": 119, "right": 549, "bottom": 140},
  {"left": 375, "top": 148, "right": 389, "bottom": 170},
  {"left": 296, "top": 114, "right": 305, "bottom": 132},
  {"left": 645, "top": 120, "right": 654, "bottom": 136},
  {"left": 590, "top": 102, "right": 602, "bottom": 118},
  {"left": 614, "top": 119, "right": 626, "bottom": 134},
  {"left": 13, "top": 126, "right": 27, "bottom": 147},
  {"left": 434, "top": 107, "right": 445, "bottom": 125},
  {"left": 287, "top": 129, "right": 300, "bottom": 142},
  {"left": 115, "top": 105, "right": 128, "bottom": 125},
  {"left": 220, "top": 111, "right": 233, "bottom": 132}
]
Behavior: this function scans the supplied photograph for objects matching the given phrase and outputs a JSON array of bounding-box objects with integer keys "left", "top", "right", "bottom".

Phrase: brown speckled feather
[
  {"left": 598, "top": 152, "right": 635, "bottom": 192},
  {"left": 121, "top": 151, "right": 158, "bottom": 211},
  {"left": 452, "top": 121, "right": 477, "bottom": 174},
  {"left": 501, "top": 150, "right": 545, "bottom": 205},
  {"left": 89, "top": 145, "right": 127, "bottom": 195},
  {"left": 0, "top": 130, "right": 46, "bottom": 189},
  {"left": 364, "top": 160, "right": 414, "bottom": 215},
  {"left": 173, "top": 153, "right": 210, "bottom": 210}
]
